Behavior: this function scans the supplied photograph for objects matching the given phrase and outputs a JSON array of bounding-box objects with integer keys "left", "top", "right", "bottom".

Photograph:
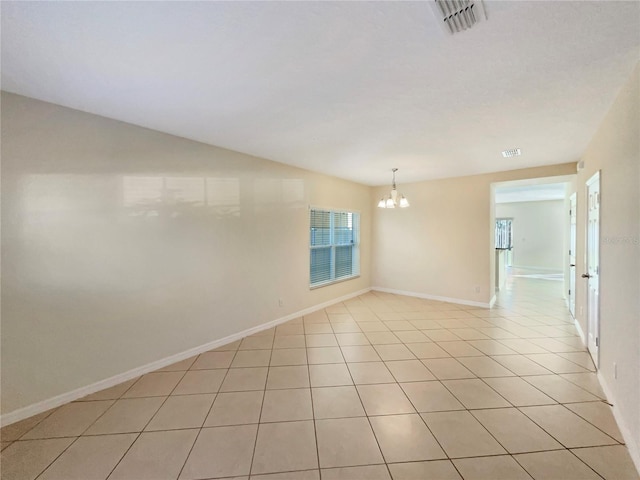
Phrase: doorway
[{"left": 585, "top": 172, "right": 600, "bottom": 368}]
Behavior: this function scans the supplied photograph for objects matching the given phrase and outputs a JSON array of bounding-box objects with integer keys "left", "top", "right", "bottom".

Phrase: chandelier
[{"left": 377, "top": 168, "right": 410, "bottom": 208}]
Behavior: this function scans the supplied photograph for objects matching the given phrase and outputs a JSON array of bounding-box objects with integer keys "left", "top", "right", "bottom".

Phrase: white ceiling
[
  {"left": 2, "top": 1, "right": 639, "bottom": 186},
  {"left": 495, "top": 183, "right": 566, "bottom": 204}
]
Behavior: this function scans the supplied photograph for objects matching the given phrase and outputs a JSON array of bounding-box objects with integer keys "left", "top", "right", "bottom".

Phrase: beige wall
[
  {"left": 574, "top": 64, "right": 639, "bottom": 462},
  {"left": 371, "top": 163, "right": 576, "bottom": 305},
  {"left": 0, "top": 92, "right": 371, "bottom": 415},
  {"left": 496, "top": 200, "right": 565, "bottom": 271}
]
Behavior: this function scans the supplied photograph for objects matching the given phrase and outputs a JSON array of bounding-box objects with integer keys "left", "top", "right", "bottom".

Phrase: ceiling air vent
[
  {"left": 502, "top": 148, "right": 522, "bottom": 158},
  {"left": 432, "top": 0, "right": 487, "bottom": 34}
]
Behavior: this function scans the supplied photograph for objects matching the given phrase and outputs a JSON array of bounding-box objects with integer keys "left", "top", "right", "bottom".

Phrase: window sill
[{"left": 310, "top": 274, "right": 360, "bottom": 290}]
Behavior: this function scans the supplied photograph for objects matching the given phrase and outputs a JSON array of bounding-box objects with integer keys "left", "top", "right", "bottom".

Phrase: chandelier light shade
[{"left": 377, "top": 168, "right": 410, "bottom": 209}]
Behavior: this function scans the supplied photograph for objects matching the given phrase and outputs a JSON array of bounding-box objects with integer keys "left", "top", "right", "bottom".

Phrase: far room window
[
  {"left": 495, "top": 218, "right": 513, "bottom": 249},
  {"left": 310, "top": 209, "right": 360, "bottom": 288}
]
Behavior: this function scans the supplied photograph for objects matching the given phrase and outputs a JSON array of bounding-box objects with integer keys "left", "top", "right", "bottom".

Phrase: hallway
[{"left": 1, "top": 278, "right": 638, "bottom": 479}]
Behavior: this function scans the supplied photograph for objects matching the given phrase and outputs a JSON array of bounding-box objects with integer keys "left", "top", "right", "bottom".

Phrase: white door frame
[
  {"left": 585, "top": 171, "right": 600, "bottom": 368},
  {"left": 569, "top": 193, "right": 577, "bottom": 318}
]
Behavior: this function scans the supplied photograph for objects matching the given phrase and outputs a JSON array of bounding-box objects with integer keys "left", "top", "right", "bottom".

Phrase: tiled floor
[{"left": 2, "top": 275, "right": 639, "bottom": 479}]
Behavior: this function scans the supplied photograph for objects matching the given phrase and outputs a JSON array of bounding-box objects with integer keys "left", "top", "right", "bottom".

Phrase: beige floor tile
[
  {"left": 267, "top": 365, "right": 310, "bottom": 389},
  {"left": 322, "top": 464, "right": 390, "bottom": 479},
  {"left": 476, "top": 327, "right": 518, "bottom": 339},
  {"left": 422, "top": 410, "right": 507, "bottom": 458},
  {"left": 204, "top": 390, "right": 264, "bottom": 426},
  {"left": 423, "top": 329, "right": 462, "bottom": 341},
  {"left": 172, "top": 369, "right": 226, "bottom": 395},
  {"left": 421, "top": 358, "right": 475, "bottom": 380},
  {"left": 191, "top": 351, "right": 235, "bottom": 369},
  {"left": 442, "top": 379, "right": 510, "bottom": 409},
  {"left": 393, "top": 330, "right": 430, "bottom": 343},
  {"left": 388, "top": 460, "right": 462, "bottom": 480},
  {"left": 252, "top": 327, "right": 276, "bottom": 337},
  {"left": 453, "top": 455, "right": 532, "bottom": 480},
  {"left": 520, "top": 404, "right": 618, "bottom": 448},
  {"left": 571, "top": 445, "right": 639, "bottom": 480},
  {"left": 340, "top": 345, "right": 381, "bottom": 362},
  {"left": 22, "top": 401, "right": 113, "bottom": 439},
  {"left": 261, "top": 388, "right": 313, "bottom": 422},
  {"left": 309, "top": 364, "right": 353, "bottom": 387},
  {"left": 448, "top": 328, "right": 489, "bottom": 340},
  {"left": 1, "top": 410, "right": 57, "bottom": 442},
  {"left": 240, "top": 335, "right": 274, "bottom": 350},
  {"left": 180, "top": 425, "right": 257, "bottom": 479},
  {"left": 383, "top": 320, "right": 416, "bottom": 331},
  {"left": 467, "top": 339, "right": 518, "bottom": 355},
  {"left": 560, "top": 372, "right": 606, "bottom": 398},
  {"left": 157, "top": 357, "right": 197, "bottom": 372},
  {"left": 79, "top": 378, "right": 138, "bottom": 401},
  {"left": 522, "top": 375, "right": 600, "bottom": 403},
  {"left": 491, "top": 355, "right": 553, "bottom": 376},
  {"left": 219, "top": 367, "right": 268, "bottom": 392},
  {"left": 565, "top": 401, "right": 624, "bottom": 443},
  {"left": 472, "top": 407, "right": 563, "bottom": 453},
  {"left": 407, "top": 342, "right": 451, "bottom": 359},
  {"left": 332, "top": 322, "right": 362, "bottom": 333},
  {"left": 457, "top": 356, "right": 516, "bottom": 377},
  {"left": 335, "top": 332, "right": 370, "bottom": 346},
  {"left": 84, "top": 397, "right": 165, "bottom": 435},
  {"left": 357, "top": 384, "right": 415, "bottom": 415},
  {"left": 251, "top": 421, "right": 318, "bottom": 474},
  {"left": 329, "top": 313, "right": 355, "bottom": 322},
  {"left": 348, "top": 362, "right": 395, "bottom": 384},
  {"left": 273, "top": 335, "right": 306, "bottom": 349},
  {"left": 315, "top": 417, "right": 384, "bottom": 468},
  {"left": 306, "top": 334, "right": 339, "bottom": 347},
  {"left": 275, "top": 323, "right": 305, "bottom": 336},
  {"left": 307, "top": 346, "right": 344, "bottom": 364},
  {"left": 252, "top": 471, "right": 318, "bottom": 480},
  {"left": 365, "top": 332, "right": 402, "bottom": 345},
  {"left": 400, "top": 381, "right": 464, "bottom": 412},
  {"left": 305, "top": 323, "right": 334, "bottom": 334},
  {"left": 38, "top": 434, "right": 136, "bottom": 480},
  {"left": 122, "top": 372, "right": 184, "bottom": 398},
  {"left": 1, "top": 442, "right": 13, "bottom": 451},
  {"left": 270, "top": 348, "right": 308, "bottom": 366},
  {"left": 497, "top": 338, "right": 549, "bottom": 354},
  {"left": 526, "top": 353, "right": 589, "bottom": 374},
  {"left": 373, "top": 344, "right": 416, "bottom": 361},
  {"left": 358, "top": 321, "right": 390, "bottom": 333},
  {"left": 312, "top": 386, "right": 365, "bottom": 419},
  {"left": 145, "top": 394, "right": 215, "bottom": 431},
  {"left": 483, "top": 377, "right": 556, "bottom": 406},
  {"left": 385, "top": 360, "right": 435, "bottom": 382},
  {"left": 0, "top": 438, "right": 74, "bottom": 480},
  {"left": 370, "top": 414, "right": 445, "bottom": 463},
  {"left": 528, "top": 338, "right": 584, "bottom": 353},
  {"left": 231, "top": 349, "right": 272, "bottom": 368},
  {"left": 437, "top": 341, "right": 485, "bottom": 357},
  {"left": 514, "top": 450, "right": 602, "bottom": 480}
]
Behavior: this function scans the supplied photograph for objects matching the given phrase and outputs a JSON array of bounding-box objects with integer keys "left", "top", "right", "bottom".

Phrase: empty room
[{"left": 1, "top": 1, "right": 639, "bottom": 479}]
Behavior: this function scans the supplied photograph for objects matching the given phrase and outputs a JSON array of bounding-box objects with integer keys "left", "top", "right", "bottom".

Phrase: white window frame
[{"left": 309, "top": 207, "right": 360, "bottom": 289}]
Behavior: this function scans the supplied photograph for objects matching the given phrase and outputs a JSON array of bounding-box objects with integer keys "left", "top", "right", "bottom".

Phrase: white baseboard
[
  {"left": 574, "top": 317, "right": 586, "bottom": 344},
  {"left": 0, "top": 287, "right": 371, "bottom": 427},
  {"left": 372, "top": 287, "right": 492, "bottom": 309},
  {"left": 489, "top": 295, "right": 497, "bottom": 308},
  {"left": 597, "top": 372, "right": 640, "bottom": 475}
]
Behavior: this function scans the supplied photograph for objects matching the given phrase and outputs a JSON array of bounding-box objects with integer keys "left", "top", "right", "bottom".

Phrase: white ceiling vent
[
  {"left": 502, "top": 148, "right": 522, "bottom": 158},
  {"left": 432, "top": 0, "right": 487, "bottom": 35}
]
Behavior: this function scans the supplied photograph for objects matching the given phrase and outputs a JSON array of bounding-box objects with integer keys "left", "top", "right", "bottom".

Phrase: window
[
  {"left": 495, "top": 218, "right": 513, "bottom": 249},
  {"left": 310, "top": 209, "right": 360, "bottom": 287}
]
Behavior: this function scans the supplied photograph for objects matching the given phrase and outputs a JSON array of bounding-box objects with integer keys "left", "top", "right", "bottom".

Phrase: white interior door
[
  {"left": 569, "top": 193, "right": 577, "bottom": 317},
  {"left": 585, "top": 172, "right": 600, "bottom": 368}
]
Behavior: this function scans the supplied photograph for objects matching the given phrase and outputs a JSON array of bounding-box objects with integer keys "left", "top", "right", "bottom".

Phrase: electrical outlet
[{"left": 278, "top": 299, "right": 284, "bottom": 307}]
